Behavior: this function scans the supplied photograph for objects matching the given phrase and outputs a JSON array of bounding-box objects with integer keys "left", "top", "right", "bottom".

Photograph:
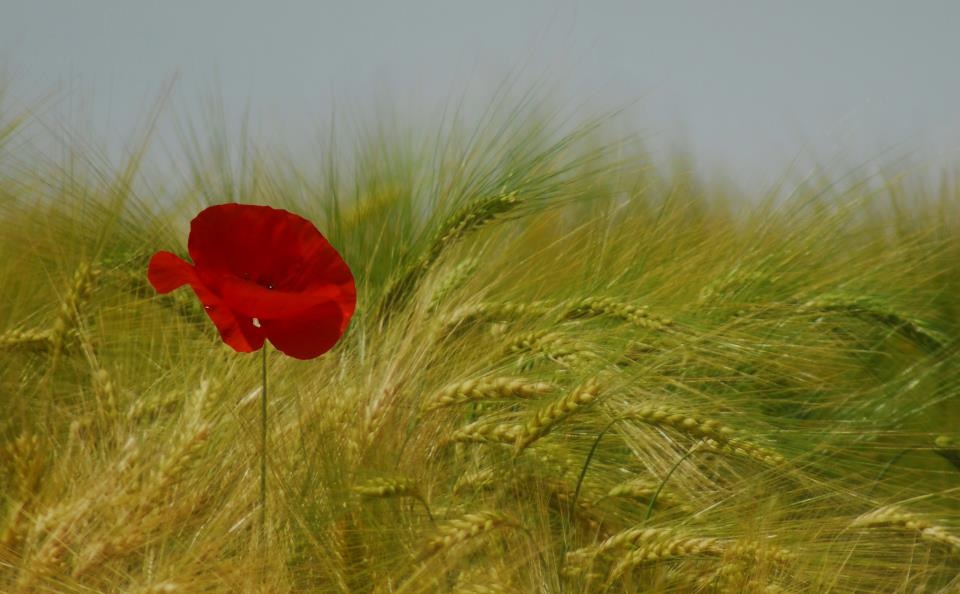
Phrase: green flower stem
[{"left": 260, "top": 344, "right": 268, "bottom": 544}]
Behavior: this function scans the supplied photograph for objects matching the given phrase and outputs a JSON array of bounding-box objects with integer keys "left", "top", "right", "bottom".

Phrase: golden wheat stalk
[
  {"left": 607, "top": 533, "right": 725, "bottom": 580},
  {"left": 452, "top": 582, "right": 513, "bottom": 594},
  {"left": 419, "top": 511, "right": 515, "bottom": 560},
  {"left": 0, "top": 432, "right": 45, "bottom": 551},
  {"left": 353, "top": 477, "right": 421, "bottom": 499},
  {"left": 505, "top": 330, "right": 596, "bottom": 369},
  {"left": 563, "top": 296, "right": 674, "bottom": 331},
  {"left": 0, "top": 327, "right": 54, "bottom": 351},
  {"left": 607, "top": 479, "right": 690, "bottom": 512},
  {"left": 852, "top": 505, "right": 960, "bottom": 553},
  {"left": 149, "top": 423, "right": 211, "bottom": 493},
  {"left": 514, "top": 380, "right": 603, "bottom": 453},
  {"left": 453, "top": 468, "right": 498, "bottom": 494},
  {"left": 626, "top": 404, "right": 785, "bottom": 466},
  {"left": 91, "top": 367, "right": 119, "bottom": 422},
  {"left": 126, "top": 390, "right": 183, "bottom": 422},
  {"left": 425, "top": 377, "right": 554, "bottom": 410},
  {"left": 448, "top": 420, "right": 522, "bottom": 446},
  {"left": 49, "top": 262, "right": 97, "bottom": 354},
  {"left": 565, "top": 526, "right": 725, "bottom": 581}
]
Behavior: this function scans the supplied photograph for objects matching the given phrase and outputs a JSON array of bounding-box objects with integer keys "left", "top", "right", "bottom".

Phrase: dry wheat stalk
[
  {"left": 0, "top": 327, "right": 54, "bottom": 351},
  {"left": 130, "top": 583, "right": 182, "bottom": 594},
  {"left": 608, "top": 533, "right": 725, "bottom": 579},
  {"left": 626, "top": 404, "right": 785, "bottom": 466},
  {"left": 18, "top": 498, "right": 94, "bottom": 588},
  {"left": 699, "top": 540, "right": 796, "bottom": 593},
  {"left": 451, "top": 565, "right": 515, "bottom": 594},
  {"left": 91, "top": 367, "right": 119, "bottom": 421},
  {"left": 149, "top": 423, "right": 211, "bottom": 493},
  {"left": 1, "top": 432, "right": 45, "bottom": 551},
  {"left": 354, "top": 477, "right": 421, "bottom": 499},
  {"left": 127, "top": 390, "right": 182, "bottom": 422},
  {"left": 563, "top": 296, "right": 674, "bottom": 331},
  {"left": 453, "top": 468, "right": 498, "bottom": 494},
  {"left": 565, "top": 526, "right": 725, "bottom": 581},
  {"left": 49, "top": 262, "right": 97, "bottom": 354},
  {"left": 852, "top": 505, "right": 960, "bottom": 553},
  {"left": 607, "top": 479, "right": 690, "bottom": 512},
  {"left": 514, "top": 380, "right": 602, "bottom": 453},
  {"left": 506, "top": 330, "right": 596, "bottom": 369},
  {"left": 4, "top": 432, "right": 44, "bottom": 500},
  {"left": 426, "top": 377, "right": 554, "bottom": 410},
  {"left": 699, "top": 437, "right": 787, "bottom": 467},
  {"left": 452, "top": 583, "right": 513, "bottom": 594},
  {"left": 448, "top": 420, "right": 522, "bottom": 447},
  {"left": 419, "top": 511, "right": 515, "bottom": 560}
]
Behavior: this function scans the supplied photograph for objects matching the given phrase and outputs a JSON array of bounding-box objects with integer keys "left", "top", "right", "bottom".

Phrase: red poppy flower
[{"left": 147, "top": 203, "right": 356, "bottom": 360}]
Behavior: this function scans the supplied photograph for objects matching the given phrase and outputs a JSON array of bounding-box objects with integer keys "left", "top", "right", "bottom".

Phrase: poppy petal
[
  {"left": 189, "top": 282, "right": 266, "bottom": 353},
  {"left": 217, "top": 275, "right": 345, "bottom": 320},
  {"left": 261, "top": 301, "right": 344, "bottom": 360},
  {"left": 188, "top": 204, "right": 334, "bottom": 289},
  {"left": 147, "top": 251, "right": 197, "bottom": 294},
  {"left": 300, "top": 258, "right": 356, "bottom": 330}
]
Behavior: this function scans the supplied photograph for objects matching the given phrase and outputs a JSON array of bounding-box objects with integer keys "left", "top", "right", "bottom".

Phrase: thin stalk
[
  {"left": 260, "top": 344, "right": 268, "bottom": 543},
  {"left": 643, "top": 443, "right": 700, "bottom": 524},
  {"left": 559, "top": 417, "right": 620, "bottom": 591}
]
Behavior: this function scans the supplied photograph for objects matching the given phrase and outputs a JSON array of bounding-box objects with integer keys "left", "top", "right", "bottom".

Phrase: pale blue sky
[{"left": 3, "top": 0, "right": 959, "bottom": 188}]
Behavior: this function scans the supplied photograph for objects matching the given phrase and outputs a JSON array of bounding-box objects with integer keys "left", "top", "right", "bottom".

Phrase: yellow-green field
[{"left": 2, "top": 95, "right": 960, "bottom": 593}]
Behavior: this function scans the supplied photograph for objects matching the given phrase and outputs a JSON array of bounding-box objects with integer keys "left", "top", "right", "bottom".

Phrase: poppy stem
[{"left": 260, "top": 345, "right": 268, "bottom": 545}]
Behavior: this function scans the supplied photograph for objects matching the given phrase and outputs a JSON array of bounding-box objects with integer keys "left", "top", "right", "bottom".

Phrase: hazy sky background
[{"left": 3, "top": 0, "right": 959, "bottom": 190}]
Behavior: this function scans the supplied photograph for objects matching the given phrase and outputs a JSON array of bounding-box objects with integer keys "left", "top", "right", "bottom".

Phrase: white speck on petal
[{"left": 252, "top": 317, "right": 262, "bottom": 328}]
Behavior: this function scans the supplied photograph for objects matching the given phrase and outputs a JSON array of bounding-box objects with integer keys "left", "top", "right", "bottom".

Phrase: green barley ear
[
  {"left": 800, "top": 293, "right": 946, "bottom": 352},
  {"left": 379, "top": 191, "right": 521, "bottom": 320},
  {"left": 428, "top": 257, "right": 480, "bottom": 313},
  {"left": 934, "top": 435, "right": 960, "bottom": 472}
]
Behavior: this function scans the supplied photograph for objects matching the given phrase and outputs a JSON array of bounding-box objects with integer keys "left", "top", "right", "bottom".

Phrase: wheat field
[{"left": 1, "top": 92, "right": 960, "bottom": 593}]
